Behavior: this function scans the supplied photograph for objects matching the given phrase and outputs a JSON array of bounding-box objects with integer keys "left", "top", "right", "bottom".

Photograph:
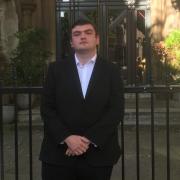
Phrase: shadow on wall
[{"left": 150, "top": 18, "right": 164, "bottom": 41}]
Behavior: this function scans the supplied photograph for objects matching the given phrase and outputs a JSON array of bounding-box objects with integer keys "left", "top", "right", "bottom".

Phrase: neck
[{"left": 75, "top": 50, "right": 97, "bottom": 65}]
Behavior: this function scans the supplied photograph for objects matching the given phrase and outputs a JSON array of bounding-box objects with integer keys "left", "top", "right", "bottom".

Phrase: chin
[{"left": 76, "top": 48, "right": 90, "bottom": 52}]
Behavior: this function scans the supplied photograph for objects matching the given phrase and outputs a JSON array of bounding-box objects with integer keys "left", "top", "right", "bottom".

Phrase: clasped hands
[{"left": 64, "top": 135, "right": 90, "bottom": 156}]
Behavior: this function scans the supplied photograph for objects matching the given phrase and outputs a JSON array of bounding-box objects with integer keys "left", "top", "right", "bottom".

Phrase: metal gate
[{"left": 56, "top": 0, "right": 151, "bottom": 85}]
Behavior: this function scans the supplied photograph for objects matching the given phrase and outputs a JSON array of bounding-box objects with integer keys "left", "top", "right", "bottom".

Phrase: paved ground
[{"left": 1, "top": 124, "right": 180, "bottom": 180}]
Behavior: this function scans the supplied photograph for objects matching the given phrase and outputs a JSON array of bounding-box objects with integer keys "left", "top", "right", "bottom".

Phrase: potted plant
[
  {"left": 9, "top": 27, "right": 51, "bottom": 109},
  {"left": 10, "top": 27, "right": 51, "bottom": 86},
  {"left": 2, "top": 94, "right": 15, "bottom": 123}
]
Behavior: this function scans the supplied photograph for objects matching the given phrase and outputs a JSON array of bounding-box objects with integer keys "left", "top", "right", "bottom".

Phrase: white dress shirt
[{"left": 75, "top": 54, "right": 97, "bottom": 98}]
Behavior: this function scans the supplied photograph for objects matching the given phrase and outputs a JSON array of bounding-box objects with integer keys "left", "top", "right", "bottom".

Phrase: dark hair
[{"left": 71, "top": 19, "right": 98, "bottom": 35}]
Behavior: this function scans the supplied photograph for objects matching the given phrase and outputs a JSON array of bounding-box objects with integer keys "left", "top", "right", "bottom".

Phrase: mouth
[{"left": 80, "top": 41, "right": 88, "bottom": 44}]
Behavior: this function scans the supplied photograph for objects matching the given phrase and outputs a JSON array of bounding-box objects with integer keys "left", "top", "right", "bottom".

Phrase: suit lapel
[
  {"left": 67, "top": 56, "right": 84, "bottom": 99},
  {"left": 85, "top": 56, "right": 103, "bottom": 100}
]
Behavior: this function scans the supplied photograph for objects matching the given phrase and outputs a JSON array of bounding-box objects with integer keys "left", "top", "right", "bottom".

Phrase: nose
[{"left": 80, "top": 32, "right": 86, "bottom": 39}]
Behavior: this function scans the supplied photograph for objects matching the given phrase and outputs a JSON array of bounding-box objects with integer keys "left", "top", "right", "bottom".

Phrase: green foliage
[
  {"left": 165, "top": 29, "right": 180, "bottom": 48},
  {"left": 153, "top": 29, "right": 180, "bottom": 84},
  {"left": 164, "top": 29, "right": 180, "bottom": 65},
  {"left": 10, "top": 28, "right": 51, "bottom": 86}
]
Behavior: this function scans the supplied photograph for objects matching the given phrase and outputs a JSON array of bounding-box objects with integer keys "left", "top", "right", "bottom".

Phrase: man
[{"left": 39, "top": 19, "right": 124, "bottom": 180}]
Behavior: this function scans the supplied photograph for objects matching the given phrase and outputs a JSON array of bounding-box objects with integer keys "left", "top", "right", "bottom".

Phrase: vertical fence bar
[
  {"left": 72, "top": 0, "right": 75, "bottom": 23},
  {"left": 29, "top": 92, "right": 33, "bottom": 180},
  {"left": 136, "top": 93, "right": 140, "bottom": 180},
  {"left": 105, "top": 2, "right": 109, "bottom": 60},
  {"left": 14, "top": 91, "right": 19, "bottom": 180},
  {"left": 0, "top": 83, "right": 4, "bottom": 180},
  {"left": 97, "top": 0, "right": 101, "bottom": 55},
  {"left": 166, "top": 91, "right": 170, "bottom": 180},
  {"left": 56, "top": 0, "right": 61, "bottom": 61},
  {"left": 150, "top": 92, "right": 155, "bottom": 180},
  {"left": 121, "top": 108, "right": 125, "bottom": 180}
]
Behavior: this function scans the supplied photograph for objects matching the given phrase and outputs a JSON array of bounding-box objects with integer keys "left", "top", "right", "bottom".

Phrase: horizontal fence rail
[{"left": 0, "top": 86, "right": 180, "bottom": 180}]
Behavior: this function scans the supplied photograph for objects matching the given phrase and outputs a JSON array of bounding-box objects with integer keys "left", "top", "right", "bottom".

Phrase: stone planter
[
  {"left": 3, "top": 105, "right": 15, "bottom": 123},
  {"left": 173, "top": 92, "right": 180, "bottom": 102},
  {"left": 17, "top": 94, "right": 35, "bottom": 109}
]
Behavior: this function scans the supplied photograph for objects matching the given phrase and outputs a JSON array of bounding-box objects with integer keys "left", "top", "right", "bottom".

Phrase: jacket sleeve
[
  {"left": 84, "top": 64, "right": 124, "bottom": 148},
  {"left": 40, "top": 63, "right": 71, "bottom": 145}
]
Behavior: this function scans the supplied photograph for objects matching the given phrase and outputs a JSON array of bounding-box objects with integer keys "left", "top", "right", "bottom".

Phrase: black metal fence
[
  {"left": 0, "top": 85, "right": 180, "bottom": 180},
  {"left": 0, "top": 87, "right": 42, "bottom": 180}
]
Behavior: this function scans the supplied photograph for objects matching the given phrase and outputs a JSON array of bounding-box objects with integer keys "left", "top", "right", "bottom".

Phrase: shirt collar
[{"left": 75, "top": 53, "right": 97, "bottom": 66}]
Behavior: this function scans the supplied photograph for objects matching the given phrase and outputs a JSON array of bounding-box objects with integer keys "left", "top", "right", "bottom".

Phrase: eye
[
  {"left": 85, "top": 30, "right": 93, "bottom": 35},
  {"left": 72, "top": 32, "right": 81, "bottom": 37}
]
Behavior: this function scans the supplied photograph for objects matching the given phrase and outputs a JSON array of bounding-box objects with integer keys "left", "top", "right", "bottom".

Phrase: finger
[
  {"left": 76, "top": 145, "right": 87, "bottom": 153},
  {"left": 66, "top": 149, "right": 71, "bottom": 156},
  {"left": 66, "top": 149, "right": 74, "bottom": 156},
  {"left": 77, "top": 146, "right": 88, "bottom": 154},
  {"left": 80, "top": 142, "right": 89, "bottom": 150},
  {"left": 69, "top": 150, "right": 76, "bottom": 156},
  {"left": 76, "top": 146, "right": 88, "bottom": 155},
  {"left": 80, "top": 140, "right": 89, "bottom": 147},
  {"left": 65, "top": 148, "right": 69, "bottom": 154},
  {"left": 81, "top": 137, "right": 90, "bottom": 144},
  {"left": 74, "top": 150, "right": 83, "bottom": 156}
]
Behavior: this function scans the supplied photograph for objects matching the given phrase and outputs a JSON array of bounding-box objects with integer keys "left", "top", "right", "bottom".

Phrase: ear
[
  {"left": 70, "top": 41, "right": 73, "bottom": 48},
  {"left": 96, "top": 35, "right": 100, "bottom": 46}
]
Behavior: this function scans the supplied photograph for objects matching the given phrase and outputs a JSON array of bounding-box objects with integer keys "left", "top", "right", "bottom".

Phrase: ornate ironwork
[
  {"left": 127, "top": 0, "right": 135, "bottom": 9},
  {"left": 146, "top": 0, "right": 151, "bottom": 10}
]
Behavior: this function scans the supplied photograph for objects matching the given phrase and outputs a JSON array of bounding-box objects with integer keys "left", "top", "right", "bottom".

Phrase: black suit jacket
[{"left": 39, "top": 55, "right": 124, "bottom": 166}]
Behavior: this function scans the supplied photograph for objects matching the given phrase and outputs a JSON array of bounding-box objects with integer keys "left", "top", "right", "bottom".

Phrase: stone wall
[
  {"left": 151, "top": 0, "right": 180, "bottom": 41},
  {"left": 0, "top": 0, "right": 18, "bottom": 76},
  {"left": 40, "top": 0, "right": 56, "bottom": 62},
  {"left": 14, "top": 0, "right": 56, "bottom": 61},
  {"left": 0, "top": 0, "right": 18, "bottom": 58}
]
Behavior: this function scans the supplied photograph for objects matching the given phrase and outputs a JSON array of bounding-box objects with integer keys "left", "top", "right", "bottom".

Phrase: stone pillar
[
  {"left": 21, "top": 2, "right": 36, "bottom": 28},
  {"left": 0, "top": 8, "right": 4, "bottom": 40},
  {"left": 0, "top": 0, "right": 18, "bottom": 56},
  {"left": 0, "top": 8, "right": 4, "bottom": 45},
  {"left": 41, "top": 0, "right": 56, "bottom": 61},
  {"left": 0, "top": 8, "right": 7, "bottom": 75}
]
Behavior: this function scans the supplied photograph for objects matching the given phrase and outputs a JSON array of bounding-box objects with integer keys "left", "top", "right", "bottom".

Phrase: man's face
[{"left": 71, "top": 24, "right": 99, "bottom": 53}]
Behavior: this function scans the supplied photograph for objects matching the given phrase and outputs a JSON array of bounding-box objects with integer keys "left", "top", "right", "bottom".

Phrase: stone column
[
  {"left": 0, "top": 8, "right": 4, "bottom": 45},
  {"left": 41, "top": 0, "right": 56, "bottom": 61},
  {"left": 21, "top": 2, "right": 36, "bottom": 28},
  {"left": 0, "top": 8, "right": 7, "bottom": 75}
]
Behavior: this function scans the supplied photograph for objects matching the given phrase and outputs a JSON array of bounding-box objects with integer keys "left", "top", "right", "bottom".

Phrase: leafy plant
[
  {"left": 164, "top": 29, "right": 180, "bottom": 69},
  {"left": 1, "top": 63, "right": 14, "bottom": 86},
  {"left": 10, "top": 28, "right": 51, "bottom": 86},
  {"left": 153, "top": 29, "right": 180, "bottom": 84}
]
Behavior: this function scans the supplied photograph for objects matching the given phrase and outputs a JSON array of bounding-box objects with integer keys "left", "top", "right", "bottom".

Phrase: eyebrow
[{"left": 72, "top": 28, "right": 94, "bottom": 35}]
